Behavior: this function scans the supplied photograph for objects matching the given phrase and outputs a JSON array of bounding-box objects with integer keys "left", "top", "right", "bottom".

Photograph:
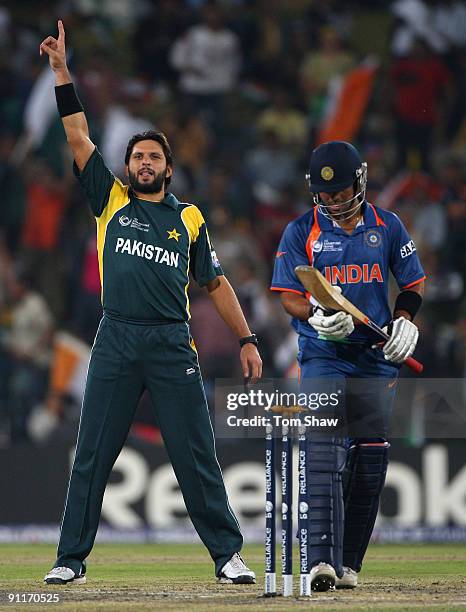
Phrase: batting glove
[
  {"left": 308, "top": 287, "right": 354, "bottom": 340},
  {"left": 382, "top": 317, "right": 419, "bottom": 363}
]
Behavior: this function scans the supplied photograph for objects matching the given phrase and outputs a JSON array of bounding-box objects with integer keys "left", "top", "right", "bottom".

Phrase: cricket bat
[{"left": 295, "top": 265, "right": 423, "bottom": 374}]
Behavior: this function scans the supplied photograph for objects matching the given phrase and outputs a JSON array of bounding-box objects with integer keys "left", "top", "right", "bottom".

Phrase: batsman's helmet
[{"left": 305, "top": 140, "right": 367, "bottom": 220}]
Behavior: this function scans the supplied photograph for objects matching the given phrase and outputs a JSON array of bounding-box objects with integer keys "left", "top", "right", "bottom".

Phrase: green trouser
[{"left": 55, "top": 315, "right": 242, "bottom": 576}]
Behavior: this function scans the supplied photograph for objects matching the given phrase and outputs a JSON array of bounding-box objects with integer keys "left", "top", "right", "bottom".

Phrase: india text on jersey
[{"left": 324, "top": 263, "right": 383, "bottom": 285}]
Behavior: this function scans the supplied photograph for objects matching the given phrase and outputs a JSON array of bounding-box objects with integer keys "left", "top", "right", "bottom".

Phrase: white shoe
[
  {"left": 310, "top": 562, "right": 336, "bottom": 592},
  {"left": 44, "top": 566, "right": 86, "bottom": 585},
  {"left": 218, "top": 553, "right": 256, "bottom": 584},
  {"left": 335, "top": 566, "right": 358, "bottom": 589}
]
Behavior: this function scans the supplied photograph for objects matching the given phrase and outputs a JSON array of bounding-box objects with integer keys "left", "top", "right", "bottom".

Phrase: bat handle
[{"left": 405, "top": 356, "right": 423, "bottom": 374}]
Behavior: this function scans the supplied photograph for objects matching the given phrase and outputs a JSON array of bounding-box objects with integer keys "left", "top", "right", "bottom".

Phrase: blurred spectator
[
  {"left": 70, "top": 234, "right": 102, "bottom": 345},
  {"left": 10, "top": 66, "right": 57, "bottom": 166},
  {"left": 132, "top": 0, "right": 190, "bottom": 85},
  {"left": 299, "top": 26, "right": 355, "bottom": 124},
  {"left": 244, "top": 130, "right": 298, "bottom": 204},
  {"left": 189, "top": 283, "right": 239, "bottom": 383},
  {"left": 389, "top": 38, "right": 452, "bottom": 171},
  {"left": 159, "top": 107, "right": 212, "bottom": 192},
  {"left": 432, "top": 0, "right": 466, "bottom": 50},
  {"left": 234, "top": 258, "right": 272, "bottom": 334},
  {"left": 391, "top": 0, "right": 449, "bottom": 55},
  {"left": 257, "top": 88, "right": 308, "bottom": 149},
  {"left": 421, "top": 249, "right": 464, "bottom": 322},
  {"left": 169, "top": 0, "right": 241, "bottom": 129},
  {"left": 278, "top": 20, "right": 313, "bottom": 91},
  {"left": 439, "top": 155, "right": 466, "bottom": 203},
  {"left": 208, "top": 205, "right": 265, "bottom": 284},
  {"left": 0, "top": 269, "right": 53, "bottom": 443},
  {"left": 234, "top": 258, "right": 277, "bottom": 372},
  {"left": 255, "top": 186, "right": 300, "bottom": 263},
  {"left": 446, "top": 46, "right": 466, "bottom": 142},
  {"left": 246, "top": 0, "right": 284, "bottom": 87},
  {"left": 199, "top": 164, "right": 247, "bottom": 221},
  {"left": 0, "top": 133, "right": 26, "bottom": 254},
  {"left": 444, "top": 198, "right": 466, "bottom": 277},
  {"left": 100, "top": 80, "right": 153, "bottom": 178},
  {"left": 20, "top": 159, "right": 69, "bottom": 318},
  {"left": 305, "top": 0, "right": 353, "bottom": 41},
  {"left": 395, "top": 177, "right": 447, "bottom": 251}
]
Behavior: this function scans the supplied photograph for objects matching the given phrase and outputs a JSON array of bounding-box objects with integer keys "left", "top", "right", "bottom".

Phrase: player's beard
[{"left": 128, "top": 168, "right": 167, "bottom": 194}]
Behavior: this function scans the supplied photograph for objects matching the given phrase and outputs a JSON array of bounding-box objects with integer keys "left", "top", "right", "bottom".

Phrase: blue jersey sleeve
[
  {"left": 271, "top": 218, "right": 309, "bottom": 294},
  {"left": 389, "top": 213, "right": 425, "bottom": 289}
]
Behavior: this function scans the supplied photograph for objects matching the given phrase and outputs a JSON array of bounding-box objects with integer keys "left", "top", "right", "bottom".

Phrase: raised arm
[{"left": 40, "top": 20, "right": 94, "bottom": 170}]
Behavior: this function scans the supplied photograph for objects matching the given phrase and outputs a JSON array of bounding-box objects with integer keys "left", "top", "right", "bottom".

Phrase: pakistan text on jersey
[
  {"left": 115, "top": 237, "right": 179, "bottom": 268},
  {"left": 324, "top": 263, "right": 383, "bottom": 285}
]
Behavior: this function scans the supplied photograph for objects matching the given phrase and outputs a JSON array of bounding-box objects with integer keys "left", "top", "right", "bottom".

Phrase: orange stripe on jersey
[
  {"left": 305, "top": 207, "right": 321, "bottom": 265},
  {"left": 270, "top": 287, "right": 304, "bottom": 295},
  {"left": 369, "top": 203, "right": 387, "bottom": 228},
  {"left": 402, "top": 275, "right": 426, "bottom": 290}
]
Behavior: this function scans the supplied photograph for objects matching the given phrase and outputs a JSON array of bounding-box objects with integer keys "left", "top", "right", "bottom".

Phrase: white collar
[{"left": 332, "top": 216, "right": 365, "bottom": 229}]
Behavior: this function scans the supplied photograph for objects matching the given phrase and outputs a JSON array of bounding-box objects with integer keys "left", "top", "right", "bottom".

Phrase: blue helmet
[{"left": 306, "top": 140, "right": 367, "bottom": 221}]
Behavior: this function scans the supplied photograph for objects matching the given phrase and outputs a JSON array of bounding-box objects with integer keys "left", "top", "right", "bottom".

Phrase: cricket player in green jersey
[{"left": 40, "top": 21, "right": 262, "bottom": 586}]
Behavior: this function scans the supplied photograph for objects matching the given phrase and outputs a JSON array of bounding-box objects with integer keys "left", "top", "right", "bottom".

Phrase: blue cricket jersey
[{"left": 271, "top": 202, "right": 425, "bottom": 343}]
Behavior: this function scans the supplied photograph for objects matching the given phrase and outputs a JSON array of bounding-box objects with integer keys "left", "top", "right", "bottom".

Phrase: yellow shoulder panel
[
  {"left": 181, "top": 205, "right": 205, "bottom": 243},
  {"left": 99, "top": 178, "right": 130, "bottom": 224},
  {"left": 95, "top": 179, "right": 130, "bottom": 299}
]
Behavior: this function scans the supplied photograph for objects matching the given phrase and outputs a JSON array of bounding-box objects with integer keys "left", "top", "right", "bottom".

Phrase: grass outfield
[{"left": 0, "top": 543, "right": 465, "bottom": 611}]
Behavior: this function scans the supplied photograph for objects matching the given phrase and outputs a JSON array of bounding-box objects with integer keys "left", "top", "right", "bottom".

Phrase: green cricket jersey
[{"left": 74, "top": 148, "right": 223, "bottom": 322}]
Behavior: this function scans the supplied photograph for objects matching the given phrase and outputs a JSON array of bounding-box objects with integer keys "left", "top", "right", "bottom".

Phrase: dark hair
[{"left": 125, "top": 130, "right": 173, "bottom": 187}]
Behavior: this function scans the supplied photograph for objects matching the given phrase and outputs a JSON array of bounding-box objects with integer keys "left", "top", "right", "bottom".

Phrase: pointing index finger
[{"left": 58, "top": 20, "right": 65, "bottom": 40}]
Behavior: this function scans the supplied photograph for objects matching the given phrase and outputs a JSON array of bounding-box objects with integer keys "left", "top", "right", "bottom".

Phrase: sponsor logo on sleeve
[
  {"left": 400, "top": 240, "right": 416, "bottom": 258},
  {"left": 211, "top": 250, "right": 220, "bottom": 267}
]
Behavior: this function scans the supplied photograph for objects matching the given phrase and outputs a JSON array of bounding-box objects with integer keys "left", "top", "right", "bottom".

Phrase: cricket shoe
[
  {"left": 335, "top": 566, "right": 358, "bottom": 589},
  {"left": 218, "top": 553, "right": 256, "bottom": 584},
  {"left": 310, "top": 562, "right": 336, "bottom": 592},
  {"left": 44, "top": 566, "right": 86, "bottom": 585}
]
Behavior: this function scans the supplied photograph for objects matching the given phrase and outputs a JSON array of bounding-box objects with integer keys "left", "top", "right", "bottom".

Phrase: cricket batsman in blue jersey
[{"left": 271, "top": 141, "right": 425, "bottom": 591}]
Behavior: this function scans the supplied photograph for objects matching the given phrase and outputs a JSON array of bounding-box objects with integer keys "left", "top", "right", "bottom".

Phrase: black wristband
[
  {"left": 55, "top": 83, "right": 84, "bottom": 118},
  {"left": 239, "top": 334, "right": 258, "bottom": 348},
  {"left": 394, "top": 290, "right": 423, "bottom": 321}
]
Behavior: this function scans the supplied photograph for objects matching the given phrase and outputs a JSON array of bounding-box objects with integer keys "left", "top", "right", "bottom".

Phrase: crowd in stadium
[{"left": 0, "top": 0, "right": 465, "bottom": 446}]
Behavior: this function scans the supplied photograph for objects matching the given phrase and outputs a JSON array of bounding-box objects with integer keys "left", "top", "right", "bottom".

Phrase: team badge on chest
[
  {"left": 167, "top": 228, "right": 181, "bottom": 242},
  {"left": 364, "top": 229, "right": 382, "bottom": 248}
]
